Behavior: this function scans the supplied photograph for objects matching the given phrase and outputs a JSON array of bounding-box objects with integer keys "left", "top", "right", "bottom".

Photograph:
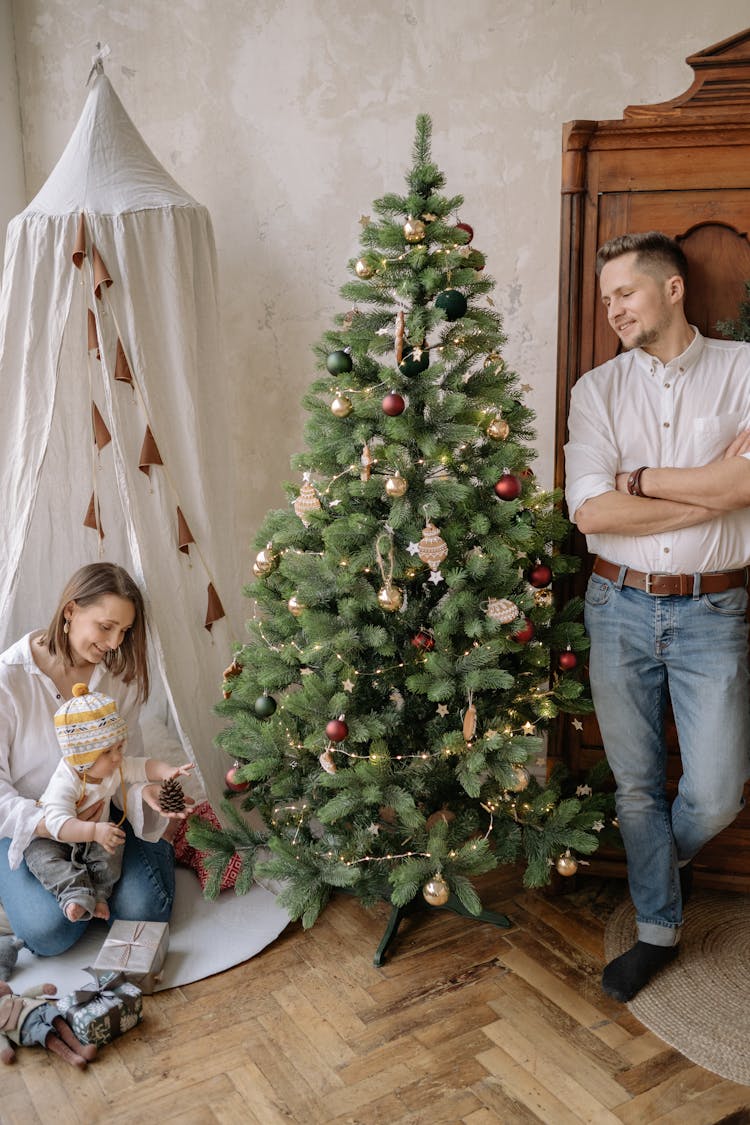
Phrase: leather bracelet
[{"left": 627, "top": 466, "right": 649, "bottom": 497}]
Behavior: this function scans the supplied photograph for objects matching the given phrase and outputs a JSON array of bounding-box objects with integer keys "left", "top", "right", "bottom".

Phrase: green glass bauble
[
  {"left": 398, "top": 343, "right": 430, "bottom": 378},
  {"left": 254, "top": 694, "right": 277, "bottom": 719},
  {"left": 326, "top": 350, "right": 353, "bottom": 375},
  {"left": 435, "top": 289, "right": 468, "bottom": 322}
]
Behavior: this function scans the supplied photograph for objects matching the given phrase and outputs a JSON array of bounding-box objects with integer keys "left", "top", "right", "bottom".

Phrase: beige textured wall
[
  {"left": 5, "top": 1, "right": 750, "bottom": 586},
  {"left": 0, "top": 1, "right": 24, "bottom": 233}
]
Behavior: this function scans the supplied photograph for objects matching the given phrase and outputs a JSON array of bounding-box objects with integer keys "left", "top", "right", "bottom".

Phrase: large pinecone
[{"left": 158, "top": 776, "right": 186, "bottom": 813}]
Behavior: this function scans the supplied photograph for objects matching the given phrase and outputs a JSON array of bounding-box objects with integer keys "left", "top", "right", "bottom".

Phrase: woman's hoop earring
[{"left": 63, "top": 620, "right": 70, "bottom": 635}]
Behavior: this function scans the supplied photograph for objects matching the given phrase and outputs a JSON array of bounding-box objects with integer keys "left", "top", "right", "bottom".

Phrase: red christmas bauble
[
  {"left": 382, "top": 392, "right": 406, "bottom": 417},
  {"left": 326, "top": 718, "right": 349, "bottom": 742},
  {"left": 456, "top": 221, "right": 474, "bottom": 242},
  {"left": 558, "top": 650, "right": 578, "bottom": 670},
  {"left": 529, "top": 563, "right": 553, "bottom": 588},
  {"left": 494, "top": 473, "right": 522, "bottom": 501},
  {"left": 411, "top": 630, "right": 435, "bottom": 651},
  {"left": 225, "top": 765, "right": 250, "bottom": 792},
  {"left": 512, "top": 618, "right": 535, "bottom": 644}
]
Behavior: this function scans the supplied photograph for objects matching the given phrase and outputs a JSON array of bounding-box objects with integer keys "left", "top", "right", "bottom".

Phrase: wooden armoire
[{"left": 551, "top": 28, "right": 750, "bottom": 888}]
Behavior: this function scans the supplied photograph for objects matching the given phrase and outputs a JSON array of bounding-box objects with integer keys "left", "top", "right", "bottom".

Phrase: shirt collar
[{"left": 634, "top": 326, "right": 704, "bottom": 376}]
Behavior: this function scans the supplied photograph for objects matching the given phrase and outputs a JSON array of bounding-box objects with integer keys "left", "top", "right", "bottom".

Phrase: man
[{"left": 565, "top": 231, "right": 750, "bottom": 1002}]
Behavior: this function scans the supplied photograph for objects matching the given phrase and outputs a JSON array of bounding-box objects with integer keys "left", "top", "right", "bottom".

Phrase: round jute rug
[{"left": 604, "top": 890, "right": 750, "bottom": 1084}]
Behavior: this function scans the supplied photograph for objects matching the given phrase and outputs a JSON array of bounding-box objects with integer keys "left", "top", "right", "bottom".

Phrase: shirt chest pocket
[{"left": 693, "top": 411, "right": 743, "bottom": 464}]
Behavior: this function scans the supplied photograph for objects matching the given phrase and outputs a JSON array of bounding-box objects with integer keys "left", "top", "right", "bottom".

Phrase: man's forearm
[
  {"left": 575, "top": 490, "right": 719, "bottom": 536},
  {"left": 640, "top": 459, "right": 750, "bottom": 511}
]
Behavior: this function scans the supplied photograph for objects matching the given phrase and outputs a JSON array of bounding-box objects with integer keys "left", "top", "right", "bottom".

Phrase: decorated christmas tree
[{"left": 190, "top": 115, "right": 611, "bottom": 925}]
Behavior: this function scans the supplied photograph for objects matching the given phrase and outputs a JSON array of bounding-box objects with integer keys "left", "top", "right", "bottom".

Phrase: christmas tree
[
  {"left": 190, "top": 115, "right": 611, "bottom": 926},
  {"left": 717, "top": 281, "right": 750, "bottom": 341}
]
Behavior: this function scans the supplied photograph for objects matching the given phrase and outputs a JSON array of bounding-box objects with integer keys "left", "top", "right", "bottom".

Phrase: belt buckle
[{"left": 645, "top": 572, "right": 668, "bottom": 595}]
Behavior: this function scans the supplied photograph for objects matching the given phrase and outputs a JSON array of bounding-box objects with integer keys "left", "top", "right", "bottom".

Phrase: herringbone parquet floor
[{"left": 3, "top": 867, "right": 750, "bottom": 1125}]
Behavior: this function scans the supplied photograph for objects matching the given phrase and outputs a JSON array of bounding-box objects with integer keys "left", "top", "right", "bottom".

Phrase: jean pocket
[
  {"left": 585, "top": 575, "right": 612, "bottom": 607},
  {"left": 701, "top": 587, "right": 748, "bottom": 617}
]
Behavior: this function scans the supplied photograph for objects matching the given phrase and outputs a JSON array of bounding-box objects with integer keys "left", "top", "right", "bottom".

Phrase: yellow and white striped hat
[{"left": 54, "top": 682, "right": 127, "bottom": 769}]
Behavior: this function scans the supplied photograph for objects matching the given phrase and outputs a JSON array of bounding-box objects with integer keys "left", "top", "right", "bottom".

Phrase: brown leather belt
[{"left": 593, "top": 557, "right": 749, "bottom": 597}]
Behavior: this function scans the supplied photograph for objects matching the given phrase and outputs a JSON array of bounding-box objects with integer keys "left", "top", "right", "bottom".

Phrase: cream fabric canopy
[{"left": 0, "top": 68, "right": 243, "bottom": 808}]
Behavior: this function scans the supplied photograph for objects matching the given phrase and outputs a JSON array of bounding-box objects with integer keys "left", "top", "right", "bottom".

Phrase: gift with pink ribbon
[{"left": 92, "top": 920, "right": 169, "bottom": 994}]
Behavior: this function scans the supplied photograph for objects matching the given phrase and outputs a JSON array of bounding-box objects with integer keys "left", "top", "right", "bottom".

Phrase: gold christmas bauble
[
  {"left": 510, "top": 766, "right": 530, "bottom": 792},
  {"left": 417, "top": 522, "right": 448, "bottom": 571},
  {"left": 385, "top": 472, "right": 408, "bottom": 498},
  {"left": 403, "top": 216, "right": 426, "bottom": 243},
  {"left": 331, "top": 394, "right": 353, "bottom": 418},
  {"left": 533, "top": 588, "right": 554, "bottom": 608},
  {"left": 288, "top": 595, "right": 305, "bottom": 617},
  {"left": 355, "top": 258, "right": 374, "bottom": 279},
  {"left": 252, "top": 543, "right": 278, "bottom": 578},
  {"left": 556, "top": 852, "right": 578, "bottom": 877},
  {"left": 484, "top": 353, "right": 506, "bottom": 373},
  {"left": 422, "top": 874, "right": 450, "bottom": 906},
  {"left": 377, "top": 585, "right": 403, "bottom": 612},
  {"left": 487, "top": 415, "right": 510, "bottom": 440},
  {"left": 486, "top": 597, "right": 519, "bottom": 624}
]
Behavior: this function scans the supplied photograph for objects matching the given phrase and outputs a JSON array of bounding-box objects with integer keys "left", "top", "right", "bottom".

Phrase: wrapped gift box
[
  {"left": 92, "top": 920, "right": 169, "bottom": 994},
  {"left": 57, "top": 969, "right": 142, "bottom": 1046}
]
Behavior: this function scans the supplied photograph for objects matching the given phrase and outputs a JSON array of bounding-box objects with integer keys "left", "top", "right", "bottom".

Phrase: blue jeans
[
  {"left": 0, "top": 816, "right": 175, "bottom": 956},
  {"left": 585, "top": 570, "right": 750, "bottom": 946}
]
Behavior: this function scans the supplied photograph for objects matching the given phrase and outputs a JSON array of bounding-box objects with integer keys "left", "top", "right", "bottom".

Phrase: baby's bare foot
[
  {"left": 64, "top": 902, "right": 86, "bottom": 922},
  {"left": 93, "top": 901, "right": 110, "bottom": 920}
]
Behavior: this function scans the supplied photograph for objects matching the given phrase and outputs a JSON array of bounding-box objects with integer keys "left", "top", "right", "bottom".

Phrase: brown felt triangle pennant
[
  {"left": 139, "top": 427, "right": 163, "bottom": 477},
  {"left": 92, "top": 244, "right": 112, "bottom": 299},
  {"left": 83, "top": 492, "right": 104, "bottom": 539},
  {"left": 204, "top": 583, "right": 225, "bottom": 631},
  {"left": 114, "top": 338, "right": 133, "bottom": 385},
  {"left": 92, "top": 402, "right": 111, "bottom": 451},
  {"left": 72, "top": 213, "right": 86, "bottom": 270},
  {"left": 177, "top": 507, "right": 195, "bottom": 554}
]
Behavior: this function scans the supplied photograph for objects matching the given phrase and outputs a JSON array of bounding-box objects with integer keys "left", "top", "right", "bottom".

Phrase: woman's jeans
[
  {"left": 585, "top": 570, "right": 750, "bottom": 946},
  {"left": 0, "top": 815, "right": 174, "bottom": 956}
]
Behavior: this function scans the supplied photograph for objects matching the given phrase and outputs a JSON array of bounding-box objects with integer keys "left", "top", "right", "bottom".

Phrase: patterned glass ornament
[
  {"left": 485, "top": 597, "right": 519, "bottom": 624},
  {"left": 417, "top": 522, "right": 448, "bottom": 570},
  {"left": 293, "top": 480, "right": 321, "bottom": 525}
]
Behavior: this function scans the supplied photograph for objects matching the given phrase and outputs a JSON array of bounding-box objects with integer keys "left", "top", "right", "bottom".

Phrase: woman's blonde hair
[{"left": 41, "top": 563, "right": 149, "bottom": 703}]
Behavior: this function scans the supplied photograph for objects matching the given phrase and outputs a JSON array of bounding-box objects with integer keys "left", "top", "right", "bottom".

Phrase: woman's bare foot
[
  {"left": 93, "top": 901, "right": 110, "bottom": 920},
  {"left": 63, "top": 902, "right": 86, "bottom": 922}
]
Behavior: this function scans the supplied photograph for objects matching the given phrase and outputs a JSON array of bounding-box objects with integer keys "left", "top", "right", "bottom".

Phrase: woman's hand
[{"left": 142, "top": 781, "right": 196, "bottom": 819}]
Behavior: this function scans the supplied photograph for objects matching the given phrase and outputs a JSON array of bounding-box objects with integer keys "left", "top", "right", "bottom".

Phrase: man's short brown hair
[{"left": 595, "top": 231, "right": 688, "bottom": 285}]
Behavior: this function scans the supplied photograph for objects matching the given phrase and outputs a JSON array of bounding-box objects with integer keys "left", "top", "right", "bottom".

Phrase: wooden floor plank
[{"left": 6, "top": 867, "right": 748, "bottom": 1125}]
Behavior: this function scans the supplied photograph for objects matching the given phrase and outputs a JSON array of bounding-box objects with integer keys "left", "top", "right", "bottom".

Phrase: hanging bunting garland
[
  {"left": 87, "top": 308, "right": 100, "bottom": 357},
  {"left": 72, "top": 213, "right": 86, "bottom": 269},
  {"left": 138, "top": 427, "right": 163, "bottom": 478},
  {"left": 204, "top": 583, "right": 226, "bottom": 632},
  {"left": 91, "top": 244, "right": 112, "bottom": 300},
  {"left": 91, "top": 402, "right": 111, "bottom": 451},
  {"left": 83, "top": 492, "right": 104, "bottom": 540},
  {"left": 114, "top": 338, "right": 133, "bottom": 385},
  {"left": 176, "top": 507, "right": 195, "bottom": 555}
]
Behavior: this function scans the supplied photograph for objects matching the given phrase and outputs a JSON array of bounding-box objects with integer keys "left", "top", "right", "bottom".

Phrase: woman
[{"left": 0, "top": 562, "right": 177, "bottom": 956}]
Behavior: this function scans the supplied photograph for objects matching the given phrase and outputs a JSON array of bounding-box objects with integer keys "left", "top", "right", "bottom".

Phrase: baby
[{"left": 24, "top": 683, "right": 193, "bottom": 922}]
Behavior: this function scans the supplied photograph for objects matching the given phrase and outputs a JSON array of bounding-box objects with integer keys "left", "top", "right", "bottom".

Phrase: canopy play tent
[{"left": 0, "top": 62, "right": 244, "bottom": 809}]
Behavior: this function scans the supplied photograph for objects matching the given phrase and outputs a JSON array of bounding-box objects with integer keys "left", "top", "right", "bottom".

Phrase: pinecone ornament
[{"left": 158, "top": 776, "right": 186, "bottom": 813}]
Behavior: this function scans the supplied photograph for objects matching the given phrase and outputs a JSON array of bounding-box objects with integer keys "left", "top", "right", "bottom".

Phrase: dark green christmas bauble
[
  {"left": 254, "top": 693, "right": 277, "bottom": 719},
  {"left": 398, "top": 343, "right": 430, "bottom": 378},
  {"left": 326, "top": 350, "right": 353, "bottom": 375},
  {"left": 435, "top": 289, "right": 468, "bottom": 322}
]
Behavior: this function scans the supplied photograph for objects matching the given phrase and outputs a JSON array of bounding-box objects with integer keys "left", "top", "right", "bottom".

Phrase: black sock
[{"left": 602, "top": 940, "right": 678, "bottom": 1002}]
